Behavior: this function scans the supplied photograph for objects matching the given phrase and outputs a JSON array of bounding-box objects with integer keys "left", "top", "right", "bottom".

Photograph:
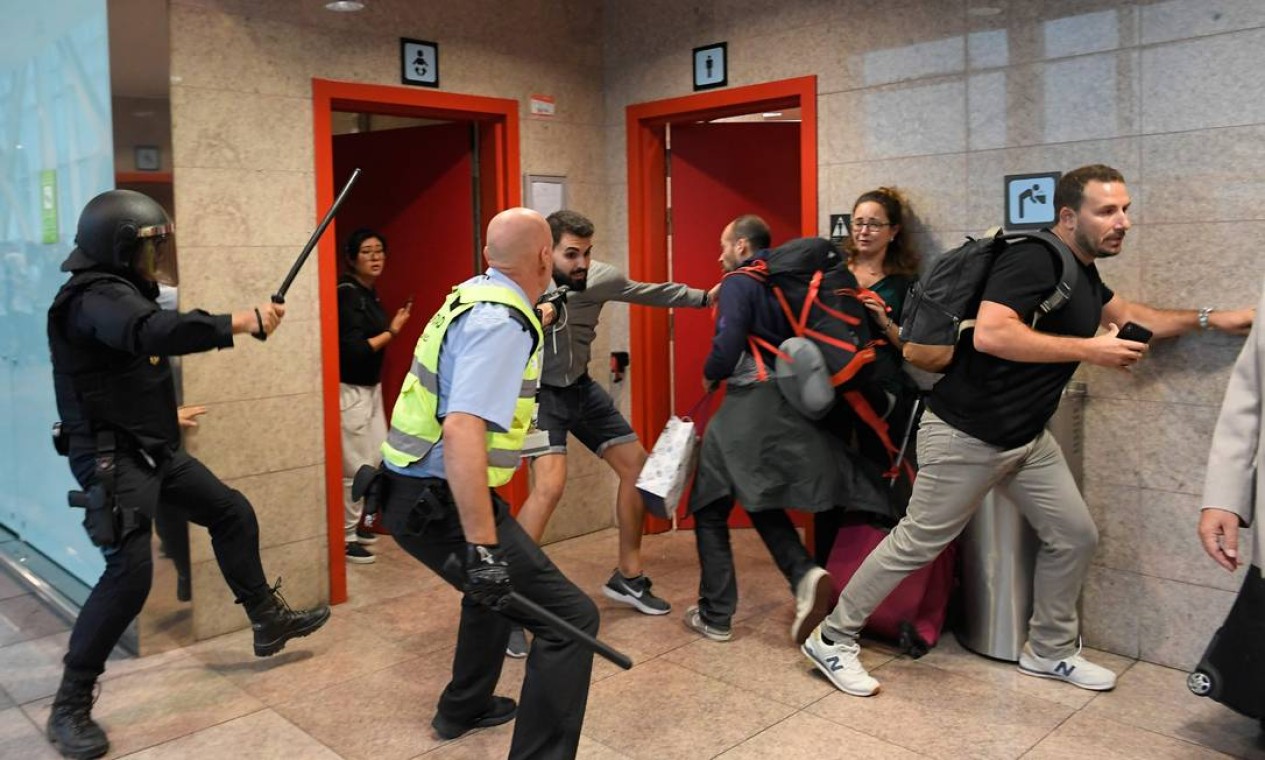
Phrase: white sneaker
[
  {"left": 791, "top": 566, "right": 835, "bottom": 645},
  {"left": 1018, "top": 641, "right": 1117, "bottom": 691},
  {"left": 801, "top": 625, "right": 879, "bottom": 696}
]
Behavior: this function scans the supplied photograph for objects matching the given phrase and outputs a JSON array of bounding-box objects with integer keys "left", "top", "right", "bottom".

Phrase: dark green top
[{"left": 869, "top": 273, "right": 916, "bottom": 394}]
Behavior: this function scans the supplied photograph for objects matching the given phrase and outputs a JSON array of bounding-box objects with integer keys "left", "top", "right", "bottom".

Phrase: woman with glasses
[
  {"left": 815, "top": 188, "right": 924, "bottom": 561},
  {"left": 845, "top": 187, "right": 920, "bottom": 359},
  {"left": 338, "top": 227, "right": 411, "bottom": 564}
]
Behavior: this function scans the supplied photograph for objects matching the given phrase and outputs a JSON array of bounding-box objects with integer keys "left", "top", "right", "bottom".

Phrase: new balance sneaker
[
  {"left": 602, "top": 571, "right": 671, "bottom": 615},
  {"left": 684, "top": 606, "right": 733, "bottom": 642},
  {"left": 1018, "top": 641, "right": 1117, "bottom": 691},
  {"left": 801, "top": 625, "right": 880, "bottom": 697},
  {"left": 345, "top": 542, "right": 375, "bottom": 564},
  {"left": 354, "top": 527, "right": 379, "bottom": 545},
  {"left": 505, "top": 626, "right": 529, "bottom": 659},
  {"left": 791, "top": 566, "right": 835, "bottom": 645}
]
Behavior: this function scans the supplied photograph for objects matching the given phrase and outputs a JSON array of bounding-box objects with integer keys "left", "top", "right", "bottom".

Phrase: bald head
[{"left": 484, "top": 207, "right": 553, "bottom": 302}]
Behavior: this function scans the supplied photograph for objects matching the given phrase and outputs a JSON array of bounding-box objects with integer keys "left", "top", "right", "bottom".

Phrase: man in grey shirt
[{"left": 514, "top": 210, "right": 713, "bottom": 633}]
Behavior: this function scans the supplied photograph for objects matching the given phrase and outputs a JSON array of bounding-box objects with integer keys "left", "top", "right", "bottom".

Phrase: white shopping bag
[{"left": 635, "top": 415, "right": 699, "bottom": 520}]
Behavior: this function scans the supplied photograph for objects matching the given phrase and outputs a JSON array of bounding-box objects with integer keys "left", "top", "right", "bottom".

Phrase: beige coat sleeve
[{"left": 1201, "top": 280, "right": 1264, "bottom": 530}]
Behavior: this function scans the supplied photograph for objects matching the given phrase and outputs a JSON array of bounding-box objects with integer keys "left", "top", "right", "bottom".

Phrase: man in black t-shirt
[{"left": 802, "top": 164, "right": 1255, "bottom": 698}]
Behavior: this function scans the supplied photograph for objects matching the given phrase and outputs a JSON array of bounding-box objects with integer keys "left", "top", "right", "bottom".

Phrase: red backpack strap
[
  {"left": 842, "top": 389, "right": 917, "bottom": 482},
  {"left": 746, "top": 334, "right": 790, "bottom": 382},
  {"left": 728, "top": 260, "right": 769, "bottom": 282},
  {"left": 827, "top": 345, "right": 875, "bottom": 386}
]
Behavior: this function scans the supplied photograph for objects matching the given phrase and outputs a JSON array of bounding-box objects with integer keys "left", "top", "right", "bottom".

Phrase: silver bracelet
[{"left": 1198, "top": 307, "right": 1213, "bottom": 331}]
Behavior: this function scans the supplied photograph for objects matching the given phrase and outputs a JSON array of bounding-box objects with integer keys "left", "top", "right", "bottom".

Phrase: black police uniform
[
  {"left": 49, "top": 269, "right": 277, "bottom": 669},
  {"left": 43, "top": 189, "right": 329, "bottom": 760}
]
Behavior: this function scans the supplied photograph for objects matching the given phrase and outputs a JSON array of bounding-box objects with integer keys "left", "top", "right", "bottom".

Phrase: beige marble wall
[
  {"left": 601, "top": 0, "right": 1265, "bottom": 671},
  {"left": 168, "top": 0, "right": 611, "bottom": 639}
]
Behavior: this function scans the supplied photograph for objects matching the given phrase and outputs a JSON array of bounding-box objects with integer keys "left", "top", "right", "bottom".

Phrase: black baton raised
[
  {"left": 253, "top": 167, "right": 362, "bottom": 340},
  {"left": 443, "top": 554, "right": 633, "bottom": 670}
]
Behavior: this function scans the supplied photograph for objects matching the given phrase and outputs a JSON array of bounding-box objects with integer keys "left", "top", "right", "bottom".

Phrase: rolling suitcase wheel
[{"left": 1187, "top": 669, "right": 1215, "bottom": 698}]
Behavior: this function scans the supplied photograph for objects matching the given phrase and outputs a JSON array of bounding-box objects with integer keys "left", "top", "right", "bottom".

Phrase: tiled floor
[{"left": 1, "top": 528, "right": 1263, "bottom": 759}]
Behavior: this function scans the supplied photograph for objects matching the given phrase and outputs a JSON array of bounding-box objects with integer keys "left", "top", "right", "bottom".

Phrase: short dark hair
[
  {"left": 844, "top": 186, "right": 920, "bottom": 277},
  {"left": 731, "top": 214, "right": 771, "bottom": 251},
  {"left": 342, "top": 227, "right": 386, "bottom": 267},
  {"left": 546, "top": 210, "right": 595, "bottom": 247},
  {"left": 1054, "top": 164, "right": 1126, "bottom": 214}
]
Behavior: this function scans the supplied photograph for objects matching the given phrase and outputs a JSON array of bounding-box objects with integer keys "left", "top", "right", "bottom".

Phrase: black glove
[{"left": 464, "top": 543, "right": 512, "bottom": 610}]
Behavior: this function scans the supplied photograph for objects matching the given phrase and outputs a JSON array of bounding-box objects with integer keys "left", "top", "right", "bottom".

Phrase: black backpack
[
  {"left": 731, "top": 238, "right": 913, "bottom": 481},
  {"left": 730, "top": 237, "right": 887, "bottom": 402},
  {"left": 899, "top": 229, "right": 1078, "bottom": 373}
]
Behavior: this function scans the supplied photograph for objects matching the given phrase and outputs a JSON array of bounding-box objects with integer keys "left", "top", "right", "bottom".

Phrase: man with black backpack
[
  {"left": 803, "top": 164, "right": 1254, "bottom": 697},
  {"left": 685, "top": 215, "right": 887, "bottom": 646}
]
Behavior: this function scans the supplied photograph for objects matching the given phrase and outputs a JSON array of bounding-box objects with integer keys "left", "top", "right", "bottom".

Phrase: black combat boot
[
  {"left": 243, "top": 578, "right": 331, "bottom": 657},
  {"left": 46, "top": 668, "right": 109, "bottom": 759}
]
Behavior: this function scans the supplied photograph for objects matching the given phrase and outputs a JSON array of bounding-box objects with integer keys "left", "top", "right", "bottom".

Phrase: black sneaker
[
  {"left": 602, "top": 570, "right": 671, "bottom": 615},
  {"left": 354, "top": 527, "right": 379, "bottom": 545},
  {"left": 432, "top": 696, "right": 517, "bottom": 740},
  {"left": 345, "top": 542, "right": 375, "bottom": 564},
  {"left": 245, "top": 578, "right": 332, "bottom": 657},
  {"left": 505, "top": 626, "right": 529, "bottom": 658}
]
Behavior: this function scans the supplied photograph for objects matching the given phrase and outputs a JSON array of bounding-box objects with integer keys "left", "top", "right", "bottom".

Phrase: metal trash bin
[{"left": 956, "top": 381, "right": 1086, "bottom": 661}]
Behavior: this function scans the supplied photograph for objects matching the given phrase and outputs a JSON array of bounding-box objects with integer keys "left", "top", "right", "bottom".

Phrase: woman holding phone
[{"left": 337, "top": 227, "right": 411, "bottom": 564}]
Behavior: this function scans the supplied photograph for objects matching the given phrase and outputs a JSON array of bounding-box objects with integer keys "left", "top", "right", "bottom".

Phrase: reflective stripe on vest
[{"left": 381, "top": 281, "right": 543, "bottom": 487}]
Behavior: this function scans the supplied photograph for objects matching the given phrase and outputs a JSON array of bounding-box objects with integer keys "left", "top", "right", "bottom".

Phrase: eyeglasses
[{"left": 852, "top": 220, "right": 892, "bottom": 231}]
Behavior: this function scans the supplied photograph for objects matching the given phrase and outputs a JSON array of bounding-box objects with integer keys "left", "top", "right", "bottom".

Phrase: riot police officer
[{"left": 45, "top": 189, "right": 330, "bottom": 759}]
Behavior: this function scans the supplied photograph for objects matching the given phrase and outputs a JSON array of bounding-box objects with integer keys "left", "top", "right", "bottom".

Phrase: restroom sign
[
  {"left": 1004, "top": 172, "right": 1060, "bottom": 230},
  {"left": 693, "top": 42, "right": 727, "bottom": 91},
  {"left": 401, "top": 38, "right": 439, "bottom": 88}
]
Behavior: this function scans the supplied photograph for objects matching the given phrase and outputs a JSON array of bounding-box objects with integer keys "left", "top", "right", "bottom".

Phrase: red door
[
  {"left": 333, "top": 122, "right": 478, "bottom": 414},
  {"left": 669, "top": 121, "right": 802, "bottom": 526}
]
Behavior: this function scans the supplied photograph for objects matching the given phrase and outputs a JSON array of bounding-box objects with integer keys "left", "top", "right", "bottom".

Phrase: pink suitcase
[{"left": 826, "top": 520, "right": 956, "bottom": 658}]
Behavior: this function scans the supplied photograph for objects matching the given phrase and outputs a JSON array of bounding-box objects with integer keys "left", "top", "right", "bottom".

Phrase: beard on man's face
[
  {"left": 1075, "top": 226, "right": 1123, "bottom": 259},
  {"left": 553, "top": 267, "right": 587, "bottom": 291}
]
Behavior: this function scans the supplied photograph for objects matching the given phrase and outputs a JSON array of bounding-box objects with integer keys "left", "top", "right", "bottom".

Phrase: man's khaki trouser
[{"left": 822, "top": 411, "right": 1098, "bottom": 659}]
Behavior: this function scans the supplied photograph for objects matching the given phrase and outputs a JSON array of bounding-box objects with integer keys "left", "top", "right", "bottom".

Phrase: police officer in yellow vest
[{"left": 379, "top": 208, "right": 599, "bottom": 758}]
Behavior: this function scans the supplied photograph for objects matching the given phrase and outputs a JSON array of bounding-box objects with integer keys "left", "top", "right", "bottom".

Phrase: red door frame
[
  {"left": 312, "top": 78, "right": 522, "bottom": 603},
  {"left": 625, "top": 76, "right": 817, "bottom": 532}
]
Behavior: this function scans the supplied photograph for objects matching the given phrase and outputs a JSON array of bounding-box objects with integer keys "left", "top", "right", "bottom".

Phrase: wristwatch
[{"left": 1198, "top": 307, "right": 1213, "bottom": 331}]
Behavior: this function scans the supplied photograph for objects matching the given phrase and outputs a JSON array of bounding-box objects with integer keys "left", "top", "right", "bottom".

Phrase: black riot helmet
[{"left": 61, "top": 189, "right": 176, "bottom": 284}]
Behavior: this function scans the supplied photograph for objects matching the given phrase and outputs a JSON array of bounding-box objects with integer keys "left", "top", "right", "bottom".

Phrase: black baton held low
[
  {"left": 443, "top": 554, "right": 632, "bottom": 670},
  {"left": 253, "top": 167, "right": 362, "bottom": 341}
]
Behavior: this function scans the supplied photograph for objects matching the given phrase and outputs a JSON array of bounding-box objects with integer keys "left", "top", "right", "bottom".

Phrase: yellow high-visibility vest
[{"left": 381, "top": 281, "right": 542, "bottom": 486}]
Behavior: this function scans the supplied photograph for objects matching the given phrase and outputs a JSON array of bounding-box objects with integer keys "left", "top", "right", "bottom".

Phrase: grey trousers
[
  {"left": 340, "top": 382, "right": 387, "bottom": 541},
  {"left": 821, "top": 411, "right": 1098, "bottom": 659}
]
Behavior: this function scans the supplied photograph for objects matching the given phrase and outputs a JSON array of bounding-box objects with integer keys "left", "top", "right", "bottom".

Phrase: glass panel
[{"left": 0, "top": 0, "right": 114, "bottom": 586}]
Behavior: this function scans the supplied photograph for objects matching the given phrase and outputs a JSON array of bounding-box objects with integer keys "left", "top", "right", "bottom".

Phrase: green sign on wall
[{"left": 40, "top": 170, "right": 58, "bottom": 244}]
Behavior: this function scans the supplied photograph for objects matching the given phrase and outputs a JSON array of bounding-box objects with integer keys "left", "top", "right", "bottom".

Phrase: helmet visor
[{"left": 134, "top": 226, "right": 178, "bottom": 286}]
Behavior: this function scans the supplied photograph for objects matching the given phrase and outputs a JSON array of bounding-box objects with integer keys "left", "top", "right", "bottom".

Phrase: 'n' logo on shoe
[
  {"left": 1054, "top": 661, "right": 1076, "bottom": 678},
  {"left": 825, "top": 655, "right": 843, "bottom": 672}
]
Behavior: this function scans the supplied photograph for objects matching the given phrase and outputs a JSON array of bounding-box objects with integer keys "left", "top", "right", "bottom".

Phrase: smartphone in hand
[{"left": 1117, "top": 322, "right": 1153, "bottom": 344}]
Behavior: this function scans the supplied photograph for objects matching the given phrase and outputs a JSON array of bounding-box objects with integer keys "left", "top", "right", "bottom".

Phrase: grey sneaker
[
  {"left": 801, "top": 625, "right": 879, "bottom": 696},
  {"left": 684, "top": 606, "right": 733, "bottom": 642},
  {"left": 505, "top": 626, "right": 528, "bottom": 659},
  {"left": 1018, "top": 641, "right": 1116, "bottom": 691},
  {"left": 602, "top": 571, "right": 671, "bottom": 615},
  {"left": 791, "top": 566, "right": 835, "bottom": 645},
  {"left": 345, "top": 542, "right": 375, "bottom": 564}
]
